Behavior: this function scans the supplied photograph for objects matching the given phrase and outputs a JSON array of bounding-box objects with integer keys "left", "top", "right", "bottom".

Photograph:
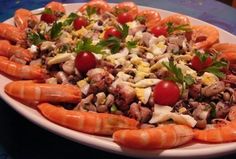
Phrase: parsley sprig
[
  {"left": 50, "top": 22, "right": 63, "bottom": 39},
  {"left": 167, "top": 22, "right": 191, "bottom": 34},
  {"left": 162, "top": 60, "right": 195, "bottom": 87},
  {"left": 63, "top": 13, "right": 78, "bottom": 26},
  {"left": 194, "top": 50, "right": 228, "bottom": 78},
  {"left": 116, "top": 24, "right": 129, "bottom": 39},
  {"left": 75, "top": 38, "right": 104, "bottom": 54},
  {"left": 98, "top": 37, "right": 121, "bottom": 54},
  {"left": 203, "top": 56, "right": 228, "bottom": 78},
  {"left": 126, "top": 40, "right": 137, "bottom": 50},
  {"left": 86, "top": 6, "right": 97, "bottom": 17},
  {"left": 28, "top": 32, "right": 45, "bottom": 45}
]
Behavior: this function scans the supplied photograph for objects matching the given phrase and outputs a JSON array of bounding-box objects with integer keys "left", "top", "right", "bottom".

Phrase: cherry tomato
[
  {"left": 151, "top": 26, "right": 168, "bottom": 37},
  {"left": 75, "top": 51, "right": 96, "bottom": 74},
  {"left": 191, "top": 56, "right": 213, "bottom": 72},
  {"left": 73, "top": 17, "right": 89, "bottom": 30},
  {"left": 41, "top": 13, "right": 57, "bottom": 23},
  {"left": 104, "top": 28, "right": 122, "bottom": 39},
  {"left": 153, "top": 80, "right": 180, "bottom": 106},
  {"left": 117, "top": 12, "right": 133, "bottom": 24}
]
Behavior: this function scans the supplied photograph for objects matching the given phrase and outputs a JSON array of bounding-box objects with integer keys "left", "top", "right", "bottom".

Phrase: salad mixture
[{"left": 1, "top": 0, "right": 236, "bottom": 149}]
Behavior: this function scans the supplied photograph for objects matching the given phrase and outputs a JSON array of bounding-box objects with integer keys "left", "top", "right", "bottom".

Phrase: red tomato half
[
  {"left": 151, "top": 26, "right": 168, "bottom": 37},
  {"left": 153, "top": 80, "right": 180, "bottom": 106},
  {"left": 73, "top": 17, "right": 89, "bottom": 30},
  {"left": 117, "top": 12, "right": 133, "bottom": 24},
  {"left": 75, "top": 51, "right": 96, "bottom": 74},
  {"left": 41, "top": 13, "right": 57, "bottom": 23},
  {"left": 191, "top": 56, "right": 212, "bottom": 72},
  {"left": 104, "top": 28, "right": 121, "bottom": 39}
]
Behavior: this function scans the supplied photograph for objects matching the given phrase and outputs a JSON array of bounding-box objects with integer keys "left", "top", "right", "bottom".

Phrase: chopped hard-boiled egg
[
  {"left": 149, "top": 105, "right": 197, "bottom": 127},
  {"left": 201, "top": 72, "right": 219, "bottom": 86}
]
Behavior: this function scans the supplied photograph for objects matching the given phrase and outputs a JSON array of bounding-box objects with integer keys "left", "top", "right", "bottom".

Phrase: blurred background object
[{"left": 217, "top": 0, "right": 236, "bottom": 7}]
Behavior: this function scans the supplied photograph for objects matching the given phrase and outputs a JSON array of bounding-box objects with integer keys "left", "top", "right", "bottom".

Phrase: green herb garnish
[
  {"left": 50, "top": 22, "right": 63, "bottom": 39},
  {"left": 86, "top": 6, "right": 97, "bottom": 17},
  {"left": 136, "top": 15, "right": 146, "bottom": 24},
  {"left": 195, "top": 50, "right": 209, "bottom": 62},
  {"left": 116, "top": 24, "right": 129, "bottom": 39},
  {"left": 98, "top": 37, "right": 121, "bottom": 54},
  {"left": 126, "top": 40, "right": 137, "bottom": 50},
  {"left": 162, "top": 60, "right": 195, "bottom": 87},
  {"left": 75, "top": 38, "right": 104, "bottom": 54},
  {"left": 111, "top": 104, "right": 118, "bottom": 112},
  {"left": 63, "top": 13, "right": 78, "bottom": 26},
  {"left": 204, "top": 58, "right": 228, "bottom": 78},
  {"left": 167, "top": 22, "right": 191, "bottom": 34},
  {"left": 28, "top": 32, "right": 45, "bottom": 45}
]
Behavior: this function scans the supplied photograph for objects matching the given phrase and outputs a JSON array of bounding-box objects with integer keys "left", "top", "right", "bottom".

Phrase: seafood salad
[{"left": 1, "top": 0, "right": 236, "bottom": 150}]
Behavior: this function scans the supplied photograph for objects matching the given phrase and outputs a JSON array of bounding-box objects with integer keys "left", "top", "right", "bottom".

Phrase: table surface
[{"left": 0, "top": 0, "right": 236, "bottom": 159}]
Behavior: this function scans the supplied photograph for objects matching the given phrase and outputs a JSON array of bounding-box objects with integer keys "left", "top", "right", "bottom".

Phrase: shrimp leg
[{"left": 38, "top": 103, "right": 138, "bottom": 135}]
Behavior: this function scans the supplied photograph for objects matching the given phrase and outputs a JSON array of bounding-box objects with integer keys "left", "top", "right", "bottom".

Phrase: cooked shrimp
[
  {"left": 113, "top": 1, "right": 138, "bottom": 19},
  {"left": 5, "top": 80, "right": 81, "bottom": 103},
  {"left": 137, "top": 10, "right": 161, "bottom": 29},
  {"left": 210, "top": 43, "right": 236, "bottom": 64},
  {"left": 194, "top": 106, "right": 236, "bottom": 143},
  {"left": 157, "top": 14, "right": 190, "bottom": 27},
  {"left": 14, "top": 8, "right": 39, "bottom": 30},
  {"left": 45, "top": 1, "right": 65, "bottom": 13},
  {"left": 192, "top": 25, "right": 219, "bottom": 49},
  {"left": 113, "top": 124, "right": 193, "bottom": 149},
  {"left": 210, "top": 43, "right": 236, "bottom": 53},
  {"left": 38, "top": 103, "right": 138, "bottom": 135},
  {"left": 0, "top": 23, "right": 26, "bottom": 43},
  {"left": 78, "top": 0, "right": 111, "bottom": 14},
  {"left": 0, "top": 56, "right": 45, "bottom": 79},
  {"left": 0, "top": 40, "right": 32, "bottom": 62}
]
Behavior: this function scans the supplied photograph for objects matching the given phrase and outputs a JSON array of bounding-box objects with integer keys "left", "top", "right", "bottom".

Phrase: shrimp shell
[
  {"left": 113, "top": 1, "right": 138, "bottom": 19},
  {"left": 192, "top": 25, "right": 219, "bottom": 49},
  {"left": 4, "top": 80, "right": 81, "bottom": 103},
  {"left": 137, "top": 9, "right": 161, "bottom": 29},
  {"left": 0, "top": 23, "right": 26, "bottom": 43},
  {"left": 157, "top": 14, "right": 190, "bottom": 27},
  {"left": 79, "top": 0, "right": 111, "bottom": 14},
  {"left": 0, "top": 40, "right": 32, "bottom": 62},
  {"left": 45, "top": 1, "right": 65, "bottom": 13},
  {"left": 14, "top": 8, "right": 39, "bottom": 30},
  {"left": 0, "top": 56, "right": 45, "bottom": 80},
  {"left": 38, "top": 103, "right": 138, "bottom": 135},
  {"left": 113, "top": 124, "right": 193, "bottom": 149}
]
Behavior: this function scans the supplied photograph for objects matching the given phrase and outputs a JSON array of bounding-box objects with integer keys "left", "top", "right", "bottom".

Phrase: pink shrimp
[
  {"left": 0, "top": 23, "right": 26, "bottom": 44},
  {"left": 5, "top": 80, "right": 81, "bottom": 103},
  {"left": 113, "top": 124, "right": 193, "bottom": 149},
  {"left": 0, "top": 40, "right": 32, "bottom": 62},
  {"left": 113, "top": 1, "right": 138, "bottom": 19},
  {"left": 210, "top": 43, "right": 236, "bottom": 53},
  {"left": 14, "top": 8, "right": 39, "bottom": 30},
  {"left": 157, "top": 14, "right": 190, "bottom": 27},
  {"left": 191, "top": 25, "right": 219, "bottom": 49},
  {"left": 137, "top": 9, "right": 161, "bottom": 29},
  {"left": 45, "top": 1, "right": 65, "bottom": 13},
  {"left": 194, "top": 106, "right": 236, "bottom": 143},
  {"left": 0, "top": 56, "right": 45, "bottom": 80},
  {"left": 209, "top": 43, "right": 236, "bottom": 64},
  {"left": 38, "top": 103, "right": 138, "bottom": 135},
  {"left": 78, "top": 0, "right": 111, "bottom": 14}
]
